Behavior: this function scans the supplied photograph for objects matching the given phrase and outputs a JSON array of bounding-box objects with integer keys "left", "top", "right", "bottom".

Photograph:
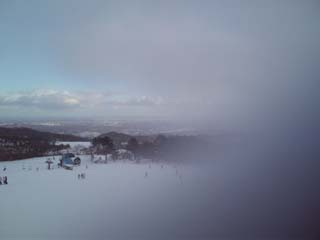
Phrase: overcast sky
[{"left": 0, "top": 0, "right": 319, "bottom": 127}]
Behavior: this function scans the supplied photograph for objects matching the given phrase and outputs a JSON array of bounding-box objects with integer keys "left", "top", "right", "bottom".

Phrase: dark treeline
[
  {"left": 91, "top": 132, "right": 219, "bottom": 162},
  {"left": 0, "top": 127, "right": 86, "bottom": 161},
  {"left": 0, "top": 127, "right": 220, "bottom": 162}
]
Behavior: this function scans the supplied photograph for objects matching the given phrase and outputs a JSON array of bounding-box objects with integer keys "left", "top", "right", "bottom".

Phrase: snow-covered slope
[
  {"left": 0, "top": 156, "right": 195, "bottom": 240},
  {"left": 0, "top": 151, "right": 315, "bottom": 239}
]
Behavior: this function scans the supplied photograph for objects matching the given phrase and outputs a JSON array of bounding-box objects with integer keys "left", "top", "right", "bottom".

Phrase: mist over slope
[{"left": 0, "top": 0, "right": 320, "bottom": 239}]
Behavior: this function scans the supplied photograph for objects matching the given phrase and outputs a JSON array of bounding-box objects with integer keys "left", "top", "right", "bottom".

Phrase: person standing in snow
[
  {"left": 3, "top": 176, "right": 7, "bottom": 184},
  {"left": 0, "top": 176, "right": 2, "bottom": 185}
]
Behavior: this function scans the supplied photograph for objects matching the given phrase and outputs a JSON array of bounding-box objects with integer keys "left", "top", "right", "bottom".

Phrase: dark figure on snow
[
  {"left": 3, "top": 167, "right": 6, "bottom": 171},
  {"left": 3, "top": 176, "right": 7, "bottom": 184},
  {"left": 0, "top": 176, "right": 2, "bottom": 185}
]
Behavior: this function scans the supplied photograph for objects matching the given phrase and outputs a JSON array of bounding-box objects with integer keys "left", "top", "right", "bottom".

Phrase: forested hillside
[{"left": 0, "top": 127, "right": 86, "bottom": 161}]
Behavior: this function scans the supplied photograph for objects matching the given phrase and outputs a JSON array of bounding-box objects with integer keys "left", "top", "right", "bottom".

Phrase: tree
[
  {"left": 127, "top": 137, "right": 139, "bottom": 158},
  {"left": 92, "top": 136, "right": 114, "bottom": 154}
]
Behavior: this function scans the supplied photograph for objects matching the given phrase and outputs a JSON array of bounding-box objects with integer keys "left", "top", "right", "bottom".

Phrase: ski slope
[
  {"left": 0, "top": 151, "right": 311, "bottom": 239},
  {"left": 0, "top": 155, "right": 201, "bottom": 240}
]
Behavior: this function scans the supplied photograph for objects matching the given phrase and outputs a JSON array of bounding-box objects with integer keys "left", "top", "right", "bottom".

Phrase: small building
[{"left": 59, "top": 153, "right": 81, "bottom": 170}]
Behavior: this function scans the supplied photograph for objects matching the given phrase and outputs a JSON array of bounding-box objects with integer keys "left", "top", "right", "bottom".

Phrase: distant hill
[
  {"left": 98, "top": 131, "right": 132, "bottom": 142},
  {"left": 0, "top": 127, "right": 87, "bottom": 161},
  {"left": 96, "top": 131, "right": 157, "bottom": 148},
  {"left": 0, "top": 127, "right": 87, "bottom": 142}
]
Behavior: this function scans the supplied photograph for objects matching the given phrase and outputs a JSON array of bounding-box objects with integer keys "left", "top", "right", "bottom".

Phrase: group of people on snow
[
  {"left": 0, "top": 176, "right": 8, "bottom": 185},
  {"left": 78, "top": 173, "right": 86, "bottom": 180}
]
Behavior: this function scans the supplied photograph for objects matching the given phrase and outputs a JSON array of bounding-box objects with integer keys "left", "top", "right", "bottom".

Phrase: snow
[
  {"left": 0, "top": 151, "right": 309, "bottom": 239},
  {"left": 56, "top": 141, "right": 92, "bottom": 154},
  {"left": 0, "top": 155, "right": 199, "bottom": 240}
]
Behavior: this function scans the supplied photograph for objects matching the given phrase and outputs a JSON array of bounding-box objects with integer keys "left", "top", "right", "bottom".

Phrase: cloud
[
  {"left": 108, "top": 96, "right": 165, "bottom": 107},
  {"left": 0, "top": 89, "right": 219, "bottom": 121},
  {"left": 0, "top": 89, "right": 170, "bottom": 116},
  {"left": 0, "top": 90, "right": 81, "bottom": 110}
]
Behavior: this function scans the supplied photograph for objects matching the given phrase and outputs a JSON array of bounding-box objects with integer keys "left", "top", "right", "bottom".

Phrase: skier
[
  {"left": 3, "top": 176, "right": 7, "bottom": 184},
  {"left": 3, "top": 167, "right": 6, "bottom": 171},
  {"left": 0, "top": 176, "right": 2, "bottom": 185}
]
